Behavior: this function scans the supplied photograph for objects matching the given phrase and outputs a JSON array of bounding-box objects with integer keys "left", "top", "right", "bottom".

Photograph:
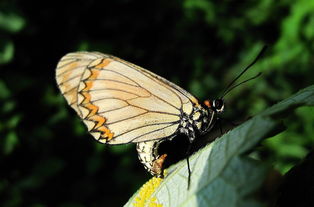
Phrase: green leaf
[
  {"left": 260, "top": 85, "right": 314, "bottom": 117},
  {"left": 125, "top": 85, "right": 314, "bottom": 207},
  {"left": 0, "top": 12, "right": 26, "bottom": 33},
  {"left": 0, "top": 79, "right": 11, "bottom": 99},
  {"left": 7, "top": 114, "right": 21, "bottom": 129},
  {"left": 0, "top": 38, "right": 14, "bottom": 64},
  {"left": 3, "top": 131, "right": 18, "bottom": 155}
]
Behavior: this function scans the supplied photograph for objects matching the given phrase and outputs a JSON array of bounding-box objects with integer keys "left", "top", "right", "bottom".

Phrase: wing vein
[
  {"left": 91, "top": 78, "right": 140, "bottom": 87},
  {"left": 112, "top": 59, "right": 183, "bottom": 110},
  {"left": 93, "top": 68, "right": 141, "bottom": 87},
  {"left": 61, "top": 86, "right": 77, "bottom": 95},
  {"left": 88, "top": 88, "right": 145, "bottom": 97},
  {"left": 58, "top": 74, "right": 81, "bottom": 85},
  {"left": 106, "top": 111, "right": 179, "bottom": 126},
  {"left": 106, "top": 111, "right": 149, "bottom": 125},
  {"left": 57, "top": 65, "right": 86, "bottom": 77},
  {"left": 130, "top": 123, "right": 179, "bottom": 142},
  {"left": 94, "top": 66, "right": 180, "bottom": 111},
  {"left": 114, "top": 122, "right": 180, "bottom": 139},
  {"left": 91, "top": 96, "right": 139, "bottom": 103}
]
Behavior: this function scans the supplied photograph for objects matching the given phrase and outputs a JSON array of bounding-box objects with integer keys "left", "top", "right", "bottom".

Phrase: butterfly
[{"left": 55, "top": 48, "right": 265, "bottom": 178}]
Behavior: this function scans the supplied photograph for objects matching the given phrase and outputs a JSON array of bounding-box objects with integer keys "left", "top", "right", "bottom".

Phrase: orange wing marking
[
  {"left": 94, "top": 59, "right": 111, "bottom": 69},
  {"left": 79, "top": 59, "right": 114, "bottom": 141}
]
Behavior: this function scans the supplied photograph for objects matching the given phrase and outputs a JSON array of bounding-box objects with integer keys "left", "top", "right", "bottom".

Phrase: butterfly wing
[{"left": 56, "top": 52, "right": 200, "bottom": 144}]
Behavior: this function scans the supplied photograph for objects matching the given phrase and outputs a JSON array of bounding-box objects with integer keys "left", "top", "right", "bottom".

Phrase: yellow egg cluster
[{"left": 133, "top": 172, "right": 167, "bottom": 207}]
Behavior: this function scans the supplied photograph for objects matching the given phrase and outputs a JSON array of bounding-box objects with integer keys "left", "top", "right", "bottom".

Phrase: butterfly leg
[{"left": 136, "top": 140, "right": 167, "bottom": 178}]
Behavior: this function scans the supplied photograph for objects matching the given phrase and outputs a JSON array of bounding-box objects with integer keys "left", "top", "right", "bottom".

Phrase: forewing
[{"left": 56, "top": 52, "right": 199, "bottom": 144}]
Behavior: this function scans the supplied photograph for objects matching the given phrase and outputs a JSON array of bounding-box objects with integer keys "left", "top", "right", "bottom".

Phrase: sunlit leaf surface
[{"left": 125, "top": 85, "right": 314, "bottom": 207}]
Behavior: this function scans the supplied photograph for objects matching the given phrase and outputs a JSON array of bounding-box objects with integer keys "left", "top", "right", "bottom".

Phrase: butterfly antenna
[
  {"left": 222, "top": 72, "right": 262, "bottom": 98},
  {"left": 220, "top": 45, "right": 268, "bottom": 98}
]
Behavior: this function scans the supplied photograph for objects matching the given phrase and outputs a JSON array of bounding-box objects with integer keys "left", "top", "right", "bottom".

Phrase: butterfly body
[
  {"left": 136, "top": 104, "right": 215, "bottom": 177},
  {"left": 56, "top": 52, "right": 218, "bottom": 177}
]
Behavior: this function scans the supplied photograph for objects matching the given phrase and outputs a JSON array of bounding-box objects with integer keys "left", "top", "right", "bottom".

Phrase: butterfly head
[{"left": 204, "top": 99, "right": 224, "bottom": 114}]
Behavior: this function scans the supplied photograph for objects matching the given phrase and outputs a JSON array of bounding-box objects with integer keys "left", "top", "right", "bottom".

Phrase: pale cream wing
[
  {"left": 110, "top": 56, "right": 200, "bottom": 115},
  {"left": 55, "top": 52, "right": 106, "bottom": 116},
  {"left": 56, "top": 52, "right": 199, "bottom": 145}
]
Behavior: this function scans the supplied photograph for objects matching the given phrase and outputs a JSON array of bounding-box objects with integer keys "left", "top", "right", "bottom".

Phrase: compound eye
[
  {"left": 213, "top": 99, "right": 224, "bottom": 112},
  {"left": 215, "top": 100, "right": 222, "bottom": 108}
]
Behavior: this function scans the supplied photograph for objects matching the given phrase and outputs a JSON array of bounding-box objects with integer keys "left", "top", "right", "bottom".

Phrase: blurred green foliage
[{"left": 0, "top": 0, "right": 313, "bottom": 207}]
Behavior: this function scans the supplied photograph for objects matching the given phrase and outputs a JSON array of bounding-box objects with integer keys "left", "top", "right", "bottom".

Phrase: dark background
[{"left": 1, "top": 1, "right": 314, "bottom": 206}]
